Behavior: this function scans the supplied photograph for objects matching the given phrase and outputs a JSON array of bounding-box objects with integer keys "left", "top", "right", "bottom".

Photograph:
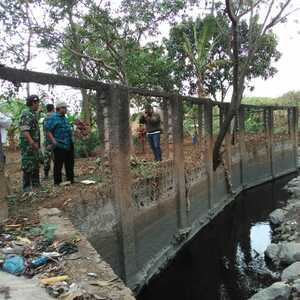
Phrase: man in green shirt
[
  {"left": 19, "top": 95, "right": 41, "bottom": 192},
  {"left": 43, "top": 104, "right": 54, "bottom": 179}
]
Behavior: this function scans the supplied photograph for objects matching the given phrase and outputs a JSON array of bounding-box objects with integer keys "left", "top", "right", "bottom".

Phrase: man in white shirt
[
  {"left": 0, "top": 112, "right": 12, "bottom": 164},
  {"left": 0, "top": 112, "right": 11, "bottom": 222}
]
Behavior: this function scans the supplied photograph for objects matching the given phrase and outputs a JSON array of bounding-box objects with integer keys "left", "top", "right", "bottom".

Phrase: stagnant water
[{"left": 138, "top": 174, "right": 296, "bottom": 300}]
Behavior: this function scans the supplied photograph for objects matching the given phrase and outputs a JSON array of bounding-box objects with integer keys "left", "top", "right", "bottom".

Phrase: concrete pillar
[
  {"left": 265, "top": 108, "right": 275, "bottom": 178},
  {"left": 291, "top": 107, "right": 298, "bottom": 170},
  {"left": 0, "top": 131, "right": 8, "bottom": 223},
  {"left": 105, "top": 85, "right": 136, "bottom": 283},
  {"left": 197, "top": 105, "right": 203, "bottom": 140},
  {"left": 238, "top": 107, "right": 247, "bottom": 186},
  {"left": 161, "top": 97, "right": 170, "bottom": 158},
  {"left": 170, "top": 94, "right": 188, "bottom": 231},
  {"left": 204, "top": 102, "right": 213, "bottom": 209}
]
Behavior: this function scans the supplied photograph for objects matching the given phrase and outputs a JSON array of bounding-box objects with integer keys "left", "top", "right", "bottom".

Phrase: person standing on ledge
[
  {"left": 19, "top": 95, "right": 41, "bottom": 192},
  {"left": 43, "top": 104, "right": 55, "bottom": 179},
  {"left": 139, "top": 104, "right": 162, "bottom": 161}
]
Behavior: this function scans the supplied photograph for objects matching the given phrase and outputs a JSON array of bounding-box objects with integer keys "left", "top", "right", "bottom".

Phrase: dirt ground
[{"left": 3, "top": 132, "right": 288, "bottom": 221}]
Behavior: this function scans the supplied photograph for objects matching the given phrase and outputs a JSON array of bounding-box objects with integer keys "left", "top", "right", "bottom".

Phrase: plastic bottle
[{"left": 30, "top": 256, "right": 49, "bottom": 268}]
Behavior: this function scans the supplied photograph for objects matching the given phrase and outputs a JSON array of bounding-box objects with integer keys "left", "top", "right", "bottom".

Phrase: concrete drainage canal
[{"left": 137, "top": 173, "right": 296, "bottom": 300}]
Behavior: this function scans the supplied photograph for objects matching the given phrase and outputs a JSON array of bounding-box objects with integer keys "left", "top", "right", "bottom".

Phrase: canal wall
[
  {"left": 0, "top": 67, "right": 298, "bottom": 293},
  {"left": 65, "top": 92, "right": 298, "bottom": 292}
]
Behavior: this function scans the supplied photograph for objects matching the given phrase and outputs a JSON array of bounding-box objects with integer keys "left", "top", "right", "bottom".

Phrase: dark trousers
[
  {"left": 147, "top": 132, "right": 162, "bottom": 161},
  {"left": 23, "top": 169, "right": 40, "bottom": 190},
  {"left": 53, "top": 145, "right": 74, "bottom": 185}
]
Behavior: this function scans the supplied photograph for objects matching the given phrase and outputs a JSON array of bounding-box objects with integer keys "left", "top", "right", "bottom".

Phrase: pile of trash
[{"left": 0, "top": 218, "right": 79, "bottom": 298}]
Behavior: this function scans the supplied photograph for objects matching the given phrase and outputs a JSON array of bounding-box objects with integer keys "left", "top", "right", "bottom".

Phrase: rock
[
  {"left": 39, "top": 208, "right": 61, "bottom": 218},
  {"left": 282, "top": 234, "right": 290, "bottom": 240},
  {"left": 281, "top": 262, "right": 300, "bottom": 281},
  {"left": 292, "top": 202, "right": 300, "bottom": 209},
  {"left": 265, "top": 244, "right": 281, "bottom": 262},
  {"left": 288, "top": 234, "right": 297, "bottom": 242},
  {"left": 265, "top": 243, "right": 300, "bottom": 266},
  {"left": 269, "top": 209, "right": 287, "bottom": 225},
  {"left": 292, "top": 279, "right": 300, "bottom": 293},
  {"left": 278, "top": 243, "right": 300, "bottom": 265},
  {"left": 249, "top": 282, "right": 291, "bottom": 300}
]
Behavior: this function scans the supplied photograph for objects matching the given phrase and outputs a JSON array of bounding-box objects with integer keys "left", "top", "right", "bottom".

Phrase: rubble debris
[
  {"left": 3, "top": 255, "right": 25, "bottom": 275},
  {"left": 0, "top": 285, "right": 10, "bottom": 299},
  {"left": 80, "top": 180, "right": 97, "bottom": 185},
  {"left": 40, "top": 275, "right": 69, "bottom": 285},
  {"left": 0, "top": 219, "right": 73, "bottom": 298}
]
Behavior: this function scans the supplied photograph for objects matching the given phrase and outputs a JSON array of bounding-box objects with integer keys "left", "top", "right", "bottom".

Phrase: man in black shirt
[{"left": 139, "top": 104, "right": 162, "bottom": 161}]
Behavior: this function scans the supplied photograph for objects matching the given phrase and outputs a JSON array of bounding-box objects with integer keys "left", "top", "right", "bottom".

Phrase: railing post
[
  {"left": 265, "top": 108, "right": 275, "bottom": 178},
  {"left": 161, "top": 97, "right": 170, "bottom": 159},
  {"left": 105, "top": 84, "right": 136, "bottom": 283},
  {"left": 170, "top": 94, "right": 188, "bottom": 231},
  {"left": 238, "top": 107, "right": 247, "bottom": 186},
  {"left": 291, "top": 107, "right": 299, "bottom": 170},
  {"left": 204, "top": 102, "right": 213, "bottom": 210}
]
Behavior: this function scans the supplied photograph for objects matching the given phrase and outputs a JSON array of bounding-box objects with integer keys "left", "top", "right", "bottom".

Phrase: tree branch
[{"left": 65, "top": 46, "right": 125, "bottom": 82}]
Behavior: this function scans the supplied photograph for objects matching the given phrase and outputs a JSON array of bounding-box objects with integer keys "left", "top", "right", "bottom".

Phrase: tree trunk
[
  {"left": 213, "top": 0, "right": 243, "bottom": 170},
  {"left": 213, "top": 79, "right": 244, "bottom": 170}
]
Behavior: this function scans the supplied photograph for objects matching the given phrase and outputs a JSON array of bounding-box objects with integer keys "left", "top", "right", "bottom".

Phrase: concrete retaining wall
[
  {"left": 66, "top": 140, "right": 298, "bottom": 292},
  {"left": 65, "top": 92, "right": 299, "bottom": 293}
]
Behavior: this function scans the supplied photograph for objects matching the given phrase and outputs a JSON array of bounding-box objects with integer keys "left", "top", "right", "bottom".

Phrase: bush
[{"left": 74, "top": 130, "right": 100, "bottom": 158}]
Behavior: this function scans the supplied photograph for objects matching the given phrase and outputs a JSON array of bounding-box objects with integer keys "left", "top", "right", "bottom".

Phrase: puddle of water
[
  {"left": 250, "top": 223, "right": 271, "bottom": 254},
  {"left": 138, "top": 174, "right": 295, "bottom": 300}
]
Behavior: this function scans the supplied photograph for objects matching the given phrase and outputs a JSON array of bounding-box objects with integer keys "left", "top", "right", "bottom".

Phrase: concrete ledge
[{"left": 39, "top": 208, "right": 136, "bottom": 300}]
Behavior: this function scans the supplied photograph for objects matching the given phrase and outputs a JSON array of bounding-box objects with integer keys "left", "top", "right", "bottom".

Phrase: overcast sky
[
  {"left": 26, "top": 1, "right": 300, "bottom": 101},
  {"left": 245, "top": 8, "right": 300, "bottom": 98}
]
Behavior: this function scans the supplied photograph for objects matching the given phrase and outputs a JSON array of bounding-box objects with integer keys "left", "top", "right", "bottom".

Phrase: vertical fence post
[
  {"left": 265, "top": 108, "right": 275, "bottom": 178},
  {"left": 170, "top": 94, "right": 188, "bottom": 231},
  {"left": 204, "top": 102, "right": 213, "bottom": 210},
  {"left": 161, "top": 97, "right": 170, "bottom": 159},
  {"left": 291, "top": 107, "right": 299, "bottom": 170},
  {"left": 0, "top": 130, "right": 8, "bottom": 222},
  {"left": 238, "top": 106, "right": 247, "bottom": 187},
  {"left": 105, "top": 84, "right": 136, "bottom": 283}
]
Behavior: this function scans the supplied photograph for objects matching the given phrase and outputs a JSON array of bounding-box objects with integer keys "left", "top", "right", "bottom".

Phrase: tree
[
  {"left": 212, "top": 0, "right": 299, "bottom": 169},
  {"left": 0, "top": 0, "right": 43, "bottom": 96},
  {"left": 166, "top": 13, "right": 281, "bottom": 102}
]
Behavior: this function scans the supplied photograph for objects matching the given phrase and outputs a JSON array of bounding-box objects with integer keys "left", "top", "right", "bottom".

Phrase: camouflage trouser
[
  {"left": 20, "top": 147, "right": 41, "bottom": 190},
  {"left": 43, "top": 148, "right": 53, "bottom": 173}
]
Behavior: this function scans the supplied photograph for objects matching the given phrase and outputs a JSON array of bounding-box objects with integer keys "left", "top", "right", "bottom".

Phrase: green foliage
[
  {"left": 130, "top": 156, "right": 161, "bottom": 179},
  {"left": 244, "top": 111, "right": 264, "bottom": 133},
  {"left": 166, "top": 13, "right": 281, "bottom": 101},
  {"left": 74, "top": 130, "right": 100, "bottom": 158},
  {"left": 0, "top": 98, "right": 26, "bottom": 139}
]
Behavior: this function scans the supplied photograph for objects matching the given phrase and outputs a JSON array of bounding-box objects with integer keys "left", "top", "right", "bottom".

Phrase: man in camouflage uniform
[
  {"left": 19, "top": 95, "right": 41, "bottom": 191},
  {"left": 43, "top": 104, "right": 54, "bottom": 179}
]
